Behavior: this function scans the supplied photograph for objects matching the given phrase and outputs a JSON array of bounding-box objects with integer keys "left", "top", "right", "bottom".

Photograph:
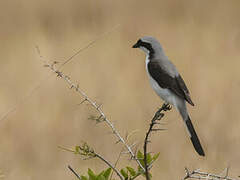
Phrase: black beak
[
  {"left": 132, "top": 43, "right": 139, "bottom": 48},
  {"left": 132, "top": 39, "right": 142, "bottom": 48}
]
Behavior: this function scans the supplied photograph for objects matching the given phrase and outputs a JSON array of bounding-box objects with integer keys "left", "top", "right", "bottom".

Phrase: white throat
[
  {"left": 139, "top": 46, "right": 150, "bottom": 56},
  {"left": 145, "top": 54, "right": 150, "bottom": 72}
]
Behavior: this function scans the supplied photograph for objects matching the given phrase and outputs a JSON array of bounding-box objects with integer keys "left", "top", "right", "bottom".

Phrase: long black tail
[{"left": 185, "top": 116, "right": 205, "bottom": 156}]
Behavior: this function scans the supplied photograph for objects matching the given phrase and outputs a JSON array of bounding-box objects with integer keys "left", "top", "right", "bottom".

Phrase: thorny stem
[
  {"left": 37, "top": 55, "right": 145, "bottom": 172},
  {"left": 143, "top": 103, "right": 171, "bottom": 180},
  {"left": 183, "top": 167, "right": 238, "bottom": 180}
]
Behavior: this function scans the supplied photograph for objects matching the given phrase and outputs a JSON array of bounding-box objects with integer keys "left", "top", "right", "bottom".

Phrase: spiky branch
[
  {"left": 36, "top": 48, "right": 145, "bottom": 173},
  {"left": 143, "top": 103, "right": 171, "bottom": 180}
]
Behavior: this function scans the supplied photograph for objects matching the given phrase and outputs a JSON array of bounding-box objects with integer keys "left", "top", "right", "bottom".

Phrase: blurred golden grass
[{"left": 0, "top": 0, "right": 240, "bottom": 179}]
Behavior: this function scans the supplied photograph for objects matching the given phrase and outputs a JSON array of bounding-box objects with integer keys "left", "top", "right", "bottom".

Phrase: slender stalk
[
  {"left": 68, "top": 165, "right": 82, "bottom": 180},
  {"left": 143, "top": 103, "right": 171, "bottom": 180},
  {"left": 95, "top": 153, "right": 124, "bottom": 180}
]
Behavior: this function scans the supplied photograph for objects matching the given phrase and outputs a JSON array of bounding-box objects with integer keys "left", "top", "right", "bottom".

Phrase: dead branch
[{"left": 183, "top": 167, "right": 238, "bottom": 180}]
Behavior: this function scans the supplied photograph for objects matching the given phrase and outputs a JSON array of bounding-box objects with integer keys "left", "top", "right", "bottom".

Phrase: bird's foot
[{"left": 162, "top": 103, "right": 172, "bottom": 111}]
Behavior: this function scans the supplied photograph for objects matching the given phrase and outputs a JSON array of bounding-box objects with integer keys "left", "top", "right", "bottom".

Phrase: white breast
[{"left": 145, "top": 56, "right": 177, "bottom": 106}]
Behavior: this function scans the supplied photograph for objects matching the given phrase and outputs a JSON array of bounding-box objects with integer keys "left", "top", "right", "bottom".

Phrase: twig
[
  {"left": 143, "top": 103, "right": 171, "bottom": 180},
  {"left": 60, "top": 24, "right": 120, "bottom": 68},
  {"left": 0, "top": 25, "right": 120, "bottom": 123},
  {"left": 110, "top": 147, "right": 124, "bottom": 180},
  {"left": 95, "top": 153, "right": 124, "bottom": 180},
  {"left": 68, "top": 165, "right": 82, "bottom": 180},
  {"left": 183, "top": 167, "right": 238, "bottom": 180}
]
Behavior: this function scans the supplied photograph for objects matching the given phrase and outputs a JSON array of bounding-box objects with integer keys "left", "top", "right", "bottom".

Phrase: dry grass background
[{"left": 0, "top": 0, "right": 240, "bottom": 179}]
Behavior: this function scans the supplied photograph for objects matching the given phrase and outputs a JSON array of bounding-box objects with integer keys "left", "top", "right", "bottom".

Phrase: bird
[{"left": 132, "top": 36, "right": 205, "bottom": 156}]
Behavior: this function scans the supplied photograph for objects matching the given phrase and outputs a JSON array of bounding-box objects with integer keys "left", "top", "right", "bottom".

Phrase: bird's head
[{"left": 132, "top": 36, "right": 164, "bottom": 58}]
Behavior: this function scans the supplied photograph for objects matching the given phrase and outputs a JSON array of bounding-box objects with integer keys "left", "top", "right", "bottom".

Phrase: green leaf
[
  {"left": 98, "top": 170, "right": 105, "bottom": 176},
  {"left": 81, "top": 175, "right": 89, "bottom": 180},
  {"left": 146, "top": 153, "right": 152, "bottom": 164},
  {"left": 137, "top": 166, "right": 144, "bottom": 174},
  {"left": 137, "top": 150, "right": 144, "bottom": 159},
  {"left": 152, "top": 153, "right": 160, "bottom": 161},
  {"left": 75, "top": 146, "right": 81, "bottom": 154},
  {"left": 126, "top": 166, "right": 136, "bottom": 177},
  {"left": 103, "top": 168, "right": 111, "bottom": 179},
  {"left": 149, "top": 173, "right": 152, "bottom": 178},
  {"left": 137, "top": 150, "right": 144, "bottom": 166},
  {"left": 96, "top": 174, "right": 106, "bottom": 180},
  {"left": 88, "top": 168, "right": 97, "bottom": 180},
  {"left": 120, "top": 169, "right": 128, "bottom": 179}
]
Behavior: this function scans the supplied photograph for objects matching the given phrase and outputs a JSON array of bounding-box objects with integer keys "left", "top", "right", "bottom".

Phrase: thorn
[
  {"left": 77, "top": 98, "right": 88, "bottom": 105},
  {"left": 65, "top": 75, "right": 70, "bottom": 80},
  {"left": 125, "top": 131, "right": 129, "bottom": 141},
  {"left": 76, "top": 84, "right": 79, "bottom": 91},
  {"left": 95, "top": 115, "right": 105, "bottom": 124},
  {"left": 133, "top": 148, "right": 138, "bottom": 157},
  {"left": 56, "top": 71, "right": 62, "bottom": 77},
  {"left": 129, "top": 142, "right": 137, "bottom": 148},
  {"left": 115, "top": 139, "right": 121, "bottom": 144},
  {"left": 97, "top": 115, "right": 103, "bottom": 120},
  {"left": 96, "top": 103, "right": 102, "bottom": 110},
  {"left": 121, "top": 151, "right": 130, "bottom": 155}
]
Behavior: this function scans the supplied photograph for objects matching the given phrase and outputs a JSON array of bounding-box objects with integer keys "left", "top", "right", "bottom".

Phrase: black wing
[{"left": 148, "top": 61, "right": 194, "bottom": 106}]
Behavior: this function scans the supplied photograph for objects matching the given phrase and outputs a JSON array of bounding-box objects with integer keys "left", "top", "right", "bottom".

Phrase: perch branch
[{"left": 143, "top": 103, "right": 171, "bottom": 180}]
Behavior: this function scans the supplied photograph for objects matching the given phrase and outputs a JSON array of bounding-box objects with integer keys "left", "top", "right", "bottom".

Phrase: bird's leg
[{"left": 154, "top": 103, "right": 172, "bottom": 121}]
